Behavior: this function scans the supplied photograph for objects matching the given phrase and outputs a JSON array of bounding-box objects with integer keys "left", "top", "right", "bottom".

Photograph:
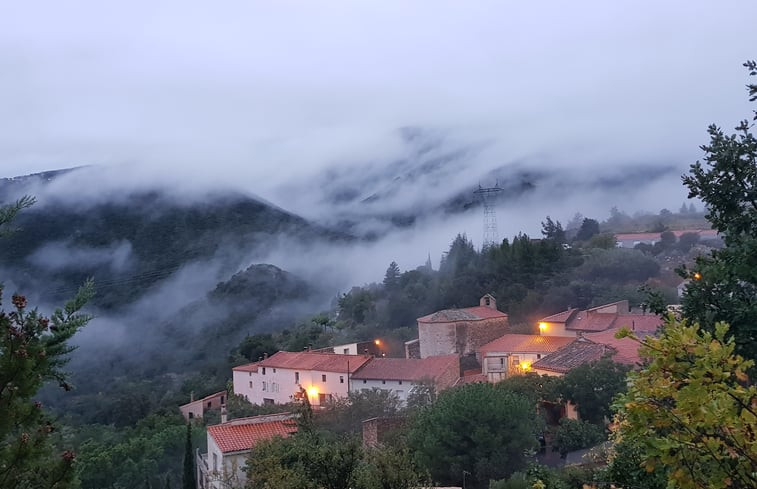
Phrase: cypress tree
[{"left": 182, "top": 423, "right": 196, "bottom": 489}]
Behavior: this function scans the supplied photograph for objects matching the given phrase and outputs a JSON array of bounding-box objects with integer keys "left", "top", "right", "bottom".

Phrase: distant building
[
  {"left": 179, "top": 391, "right": 226, "bottom": 421},
  {"left": 537, "top": 301, "right": 661, "bottom": 337},
  {"left": 312, "top": 340, "right": 381, "bottom": 356},
  {"left": 614, "top": 229, "right": 719, "bottom": 248},
  {"left": 416, "top": 294, "right": 509, "bottom": 358},
  {"left": 197, "top": 413, "right": 297, "bottom": 489},
  {"left": 350, "top": 355, "right": 460, "bottom": 404},
  {"left": 232, "top": 351, "right": 371, "bottom": 407}
]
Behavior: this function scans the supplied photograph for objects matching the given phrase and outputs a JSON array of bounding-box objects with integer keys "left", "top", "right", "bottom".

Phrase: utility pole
[{"left": 474, "top": 184, "right": 503, "bottom": 249}]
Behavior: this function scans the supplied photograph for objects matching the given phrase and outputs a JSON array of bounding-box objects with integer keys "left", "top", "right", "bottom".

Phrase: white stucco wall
[
  {"left": 233, "top": 366, "right": 350, "bottom": 406},
  {"left": 350, "top": 379, "right": 412, "bottom": 404},
  {"left": 206, "top": 435, "right": 247, "bottom": 489}
]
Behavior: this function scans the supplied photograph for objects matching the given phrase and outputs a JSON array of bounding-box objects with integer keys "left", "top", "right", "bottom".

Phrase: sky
[{"left": 1, "top": 1, "right": 757, "bottom": 242}]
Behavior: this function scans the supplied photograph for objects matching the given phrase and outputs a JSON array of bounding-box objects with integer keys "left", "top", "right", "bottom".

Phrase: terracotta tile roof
[
  {"left": 585, "top": 327, "right": 658, "bottom": 366},
  {"left": 417, "top": 306, "right": 507, "bottom": 323},
  {"left": 478, "top": 334, "right": 575, "bottom": 354},
  {"left": 257, "top": 351, "right": 371, "bottom": 373},
  {"left": 232, "top": 362, "right": 260, "bottom": 373},
  {"left": 612, "top": 314, "right": 662, "bottom": 332},
  {"left": 208, "top": 417, "right": 297, "bottom": 453},
  {"left": 568, "top": 313, "right": 618, "bottom": 332},
  {"left": 456, "top": 373, "right": 487, "bottom": 385},
  {"left": 351, "top": 355, "right": 459, "bottom": 381},
  {"left": 539, "top": 308, "right": 578, "bottom": 323},
  {"left": 531, "top": 339, "right": 614, "bottom": 374}
]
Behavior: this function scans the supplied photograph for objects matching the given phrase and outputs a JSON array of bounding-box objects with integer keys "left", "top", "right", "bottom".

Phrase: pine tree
[
  {"left": 382, "top": 261, "right": 401, "bottom": 291},
  {"left": 183, "top": 422, "right": 196, "bottom": 489},
  {"left": 0, "top": 196, "right": 94, "bottom": 489}
]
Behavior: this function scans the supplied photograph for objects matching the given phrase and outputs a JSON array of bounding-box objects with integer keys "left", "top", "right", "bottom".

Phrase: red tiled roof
[
  {"left": 612, "top": 314, "right": 662, "bottom": 333},
  {"left": 257, "top": 351, "right": 371, "bottom": 373},
  {"left": 585, "top": 327, "right": 658, "bottom": 366},
  {"left": 531, "top": 339, "right": 614, "bottom": 374},
  {"left": 208, "top": 418, "right": 297, "bottom": 453},
  {"left": 232, "top": 362, "right": 260, "bottom": 373},
  {"left": 456, "top": 373, "right": 487, "bottom": 385},
  {"left": 539, "top": 308, "right": 578, "bottom": 323},
  {"left": 478, "top": 334, "right": 575, "bottom": 354},
  {"left": 351, "top": 355, "right": 459, "bottom": 381},
  {"left": 417, "top": 306, "right": 507, "bottom": 323},
  {"left": 568, "top": 313, "right": 618, "bottom": 332}
]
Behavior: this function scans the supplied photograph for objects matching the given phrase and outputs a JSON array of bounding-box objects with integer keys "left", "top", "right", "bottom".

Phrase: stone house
[{"left": 416, "top": 294, "right": 509, "bottom": 358}]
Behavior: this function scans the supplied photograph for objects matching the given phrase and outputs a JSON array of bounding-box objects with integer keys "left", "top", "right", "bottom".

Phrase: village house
[
  {"left": 179, "top": 390, "right": 226, "bottom": 421},
  {"left": 477, "top": 334, "right": 575, "bottom": 382},
  {"left": 197, "top": 412, "right": 297, "bottom": 489},
  {"left": 415, "top": 294, "right": 509, "bottom": 358},
  {"left": 349, "top": 354, "right": 460, "bottom": 404},
  {"left": 232, "top": 351, "right": 371, "bottom": 407},
  {"left": 531, "top": 337, "right": 615, "bottom": 376},
  {"left": 536, "top": 300, "right": 661, "bottom": 337},
  {"left": 312, "top": 340, "right": 382, "bottom": 356}
]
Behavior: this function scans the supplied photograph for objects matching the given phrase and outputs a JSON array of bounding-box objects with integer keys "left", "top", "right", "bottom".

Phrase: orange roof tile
[
  {"left": 232, "top": 362, "right": 260, "bottom": 373},
  {"left": 208, "top": 418, "right": 297, "bottom": 453},
  {"left": 479, "top": 334, "right": 575, "bottom": 354},
  {"left": 612, "top": 314, "right": 662, "bottom": 332},
  {"left": 417, "top": 306, "right": 507, "bottom": 323},
  {"left": 351, "top": 355, "right": 459, "bottom": 381},
  {"left": 257, "top": 351, "right": 371, "bottom": 373},
  {"left": 539, "top": 308, "right": 578, "bottom": 323},
  {"left": 585, "top": 327, "right": 658, "bottom": 366}
]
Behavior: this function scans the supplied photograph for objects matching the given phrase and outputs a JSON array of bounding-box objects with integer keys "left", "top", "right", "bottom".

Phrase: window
[
  {"left": 188, "top": 412, "right": 194, "bottom": 419},
  {"left": 295, "top": 372, "right": 300, "bottom": 384},
  {"left": 340, "top": 376, "right": 344, "bottom": 384},
  {"left": 322, "top": 374, "right": 327, "bottom": 382},
  {"left": 398, "top": 380, "right": 403, "bottom": 385},
  {"left": 499, "top": 358, "right": 505, "bottom": 366},
  {"left": 363, "top": 380, "right": 367, "bottom": 384},
  {"left": 262, "top": 381, "right": 267, "bottom": 392},
  {"left": 262, "top": 367, "right": 266, "bottom": 375},
  {"left": 263, "top": 398, "right": 274, "bottom": 405},
  {"left": 382, "top": 380, "right": 386, "bottom": 385},
  {"left": 220, "top": 395, "right": 224, "bottom": 404},
  {"left": 213, "top": 453, "right": 218, "bottom": 471},
  {"left": 396, "top": 390, "right": 404, "bottom": 397},
  {"left": 249, "top": 381, "right": 253, "bottom": 388},
  {"left": 511, "top": 355, "right": 520, "bottom": 365},
  {"left": 207, "top": 401, "right": 212, "bottom": 408},
  {"left": 272, "top": 382, "right": 279, "bottom": 392},
  {"left": 273, "top": 368, "right": 276, "bottom": 373},
  {"left": 343, "top": 348, "right": 349, "bottom": 354},
  {"left": 537, "top": 354, "right": 542, "bottom": 359}
]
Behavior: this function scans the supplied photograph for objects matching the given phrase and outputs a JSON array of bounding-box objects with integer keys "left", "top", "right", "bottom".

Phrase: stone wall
[
  {"left": 362, "top": 417, "right": 408, "bottom": 449},
  {"left": 419, "top": 317, "right": 509, "bottom": 358}
]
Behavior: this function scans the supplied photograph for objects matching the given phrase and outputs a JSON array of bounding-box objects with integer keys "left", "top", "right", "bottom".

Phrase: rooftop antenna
[{"left": 474, "top": 182, "right": 503, "bottom": 248}]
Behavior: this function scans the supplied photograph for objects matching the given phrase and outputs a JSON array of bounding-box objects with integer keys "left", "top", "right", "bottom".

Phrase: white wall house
[
  {"left": 349, "top": 355, "right": 460, "bottom": 405},
  {"left": 232, "top": 351, "right": 371, "bottom": 407},
  {"left": 477, "top": 334, "right": 575, "bottom": 382},
  {"left": 197, "top": 413, "right": 297, "bottom": 489}
]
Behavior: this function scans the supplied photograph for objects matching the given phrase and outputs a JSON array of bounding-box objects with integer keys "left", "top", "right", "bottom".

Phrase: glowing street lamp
[
  {"left": 538, "top": 322, "right": 547, "bottom": 333},
  {"left": 520, "top": 362, "right": 531, "bottom": 372},
  {"left": 307, "top": 386, "right": 318, "bottom": 398},
  {"left": 374, "top": 339, "right": 381, "bottom": 346}
]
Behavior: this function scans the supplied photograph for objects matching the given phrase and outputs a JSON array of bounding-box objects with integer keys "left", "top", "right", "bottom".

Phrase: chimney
[
  {"left": 221, "top": 404, "right": 227, "bottom": 424},
  {"left": 263, "top": 352, "right": 268, "bottom": 359},
  {"left": 190, "top": 391, "right": 194, "bottom": 402}
]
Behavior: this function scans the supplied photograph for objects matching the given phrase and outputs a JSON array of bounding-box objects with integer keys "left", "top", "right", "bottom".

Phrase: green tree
[
  {"left": 613, "top": 319, "right": 757, "bottom": 489},
  {"left": 540, "top": 216, "right": 566, "bottom": 243},
  {"left": 182, "top": 423, "right": 195, "bottom": 489},
  {"left": 680, "top": 61, "right": 757, "bottom": 360},
  {"left": 356, "top": 446, "right": 425, "bottom": 489},
  {"left": 408, "top": 383, "right": 540, "bottom": 489},
  {"left": 0, "top": 196, "right": 94, "bottom": 489},
  {"left": 552, "top": 418, "right": 605, "bottom": 457},
  {"left": 575, "top": 218, "right": 600, "bottom": 241},
  {"left": 382, "top": 261, "right": 401, "bottom": 291},
  {"left": 557, "top": 358, "right": 630, "bottom": 424}
]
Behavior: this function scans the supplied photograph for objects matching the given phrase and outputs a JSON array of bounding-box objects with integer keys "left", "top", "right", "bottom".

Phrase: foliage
[
  {"left": 541, "top": 216, "right": 566, "bottom": 243},
  {"left": 0, "top": 194, "right": 93, "bottom": 489},
  {"left": 496, "top": 373, "right": 560, "bottom": 404},
  {"left": 382, "top": 261, "right": 401, "bottom": 290},
  {"left": 603, "top": 438, "right": 667, "bottom": 489},
  {"left": 587, "top": 232, "right": 617, "bottom": 250},
  {"left": 235, "top": 333, "right": 279, "bottom": 362},
  {"left": 488, "top": 472, "right": 529, "bottom": 489},
  {"left": 181, "top": 423, "right": 194, "bottom": 489},
  {"left": 408, "top": 383, "right": 541, "bottom": 489},
  {"left": 557, "top": 358, "right": 630, "bottom": 425},
  {"left": 552, "top": 418, "right": 606, "bottom": 457},
  {"left": 356, "top": 446, "right": 426, "bottom": 489},
  {"left": 575, "top": 218, "right": 600, "bottom": 241},
  {"left": 680, "top": 61, "right": 757, "bottom": 360},
  {"left": 316, "top": 388, "right": 402, "bottom": 435},
  {"left": 405, "top": 378, "right": 437, "bottom": 411},
  {"left": 613, "top": 319, "right": 757, "bottom": 489},
  {"left": 244, "top": 432, "right": 363, "bottom": 489}
]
